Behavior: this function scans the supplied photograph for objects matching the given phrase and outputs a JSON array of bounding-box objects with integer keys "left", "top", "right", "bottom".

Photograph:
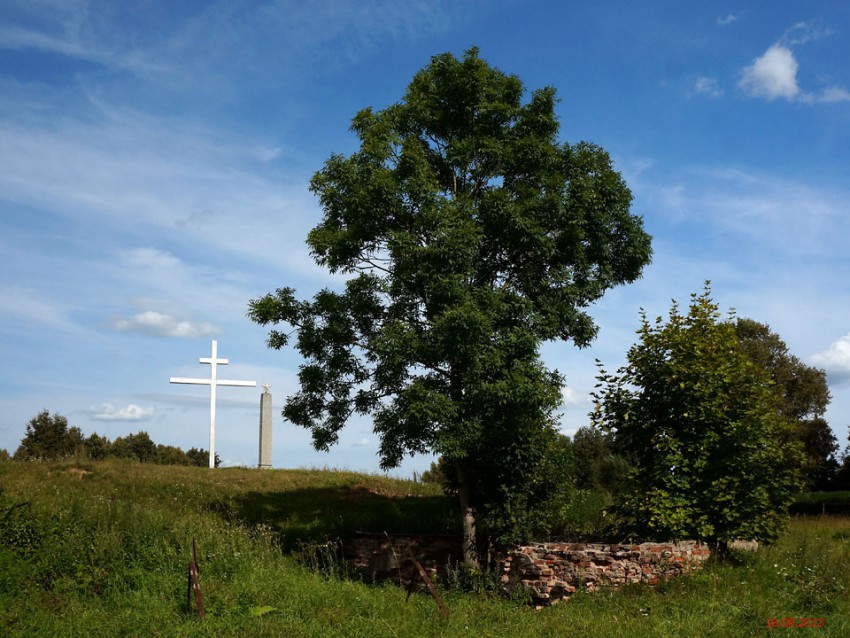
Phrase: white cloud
[
  {"left": 717, "top": 14, "right": 738, "bottom": 27},
  {"left": 561, "top": 387, "right": 589, "bottom": 407},
  {"left": 111, "top": 311, "right": 217, "bottom": 338},
  {"left": 89, "top": 403, "right": 155, "bottom": 422},
  {"left": 811, "top": 334, "right": 850, "bottom": 384},
  {"left": 693, "top": 77, "right": 723, "bottom": 99},
  {"left": 739, "top": 44, "right": 799, "bottom": 100},
  {"left": 738, "top": 26, "right": 849, "bottom": 104}
]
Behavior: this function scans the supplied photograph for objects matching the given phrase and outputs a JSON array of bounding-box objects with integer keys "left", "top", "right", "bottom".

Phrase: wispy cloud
[
  {"left": 111, "top": 311, "right": 218, "bottom": 339},
  {"left": 801, "top": 90, "right": 847, "bottom": 103},
  {"left": 0, "top": 284, "right": 83, "bottom": 334},
  {"left": 639, "top": 167, "right": 848, "bottom": 257},
  {"left": 0, "top": 1, "right": 168, "bottom": 77},
  {"left": 802, "top": 87, "right": 850, "bottom": 104},
  {"left": 779, "top": 21, "right": 833, "bottom": 47},
  {"left": 0, "top": 0, "right": 478, "bottom": 98},
  {"left": 0, "top": 90, "right": 324, "bottom": 277},
  {"left": 89, "top": 403, "right": 155, "bottom": 422},
  {"left": 692, "top": 76, "right": 724, "bottom": 99},
  {"left": 811, "top": 334, "right": 850, "bottom": 384},
  {"left": 717, "top": 14, "right": 738, "bottom": 27}
]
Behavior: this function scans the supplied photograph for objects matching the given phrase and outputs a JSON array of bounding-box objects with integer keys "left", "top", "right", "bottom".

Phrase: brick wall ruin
[
  {"left": 502, "top": 541, "right": 711, "bottom": 605},
  {"left": 345, "top": 534, "right": 711, "bottom": 605}
]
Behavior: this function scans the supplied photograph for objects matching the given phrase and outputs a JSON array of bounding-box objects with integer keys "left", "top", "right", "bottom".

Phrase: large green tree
[
  {"left": 249, "top": 48, "right": 652, "bottom": 565},
  {"left": 592, "top": 287, "right": 803, "bottom": 546},
  {"left": 732, "top": 318, "right": 837, "bottom": 489}
]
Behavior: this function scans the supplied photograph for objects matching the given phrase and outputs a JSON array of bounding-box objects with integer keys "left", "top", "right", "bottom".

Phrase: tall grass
[{"left": 2, "top": 457, "right": 849, "bottom": 637}]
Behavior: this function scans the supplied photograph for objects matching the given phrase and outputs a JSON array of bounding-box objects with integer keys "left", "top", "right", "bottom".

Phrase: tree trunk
[
  {"left": 455, "top": 460, "right": 479, "bottom": 568},
  {"left": 707, "top": 538, "right": 730, "bottom": 562}
]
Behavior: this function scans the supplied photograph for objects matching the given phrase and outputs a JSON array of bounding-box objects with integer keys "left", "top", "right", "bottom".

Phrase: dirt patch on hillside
[{"left": 63, "top": 468, "right": 93, "bottom": 479}]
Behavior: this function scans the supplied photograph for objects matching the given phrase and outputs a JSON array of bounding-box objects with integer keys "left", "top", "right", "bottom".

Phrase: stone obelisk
[{"left": 258, "top": 384, "right": 272, "bottom": 469}]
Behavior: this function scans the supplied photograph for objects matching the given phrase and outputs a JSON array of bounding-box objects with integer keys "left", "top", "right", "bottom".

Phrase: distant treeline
[{"left": 6, "top": 410, "right": 219, "bottom": 467}]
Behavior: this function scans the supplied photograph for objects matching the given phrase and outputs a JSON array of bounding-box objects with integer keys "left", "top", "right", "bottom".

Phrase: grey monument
[{"left": 259, "top": 384, "right": 272, "bottom": 469}]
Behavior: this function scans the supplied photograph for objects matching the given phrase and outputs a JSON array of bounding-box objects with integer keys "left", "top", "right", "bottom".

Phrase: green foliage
[
  {"left": 249, "top": 47, "right": 652, "bottom": 563},
  {"left": 0, "top": 490, "right": 43, "bottom": 557},
  {"left": 834, "top": 448, "right": 850, "bottom": 491},
  {"left": 419, "top": 460, "right": 449, "bottom": 487},
  {"left": 14, "top": 413, "right": 217, "bottom": 467},
  {"left": 592, "top": 285, "right": 804, "bottom": 544},
  {"left": 791, "top": 491, "right": 850, "bottom": 515},
  {"left": 571, "top": 425, "right": 630, "bottom": 494},
  {"left": 112, "top": 431, "right": 157, "bottom": 462},
  {"left": 797, "top": 418, "right": 839, "bottom": 490},
  {"left": 82, "top": 433, "right": 110, "bottom": 460},
  {"left": 14, "top": 410, "right": 83, "bottom": 461},
  {"left": 732, "top": 318, "right": 830, "bottom": 421},
  {"left": 471, "top": 428, "right": 577, "bottom": 548},
  {"left": 186, "top": 446, "right": 220, "bottom": 468},
  {"left": 536, "top": 488, "right": 615, "bottom": 540},
  {"left": 733, "top": 318, "right": 837, "bottom": 489}
]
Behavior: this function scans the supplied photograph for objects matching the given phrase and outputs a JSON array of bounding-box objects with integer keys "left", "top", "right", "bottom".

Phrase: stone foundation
[
  {"left": 344, "top": 534, "right": 711, "bottom": 605},
  {"left": 502, "top": 541, "right": 711, "bottom": 605}
]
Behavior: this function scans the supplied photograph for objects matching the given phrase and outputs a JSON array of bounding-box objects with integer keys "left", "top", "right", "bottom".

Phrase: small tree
[
  {"left": 154, "top": 444, "right": 189, "bottom": 466},
  {"left": 14, "top": 410, "right": 83, "bottom": 461},
  {"left": 83, "top": 433, "right": 112, "bottom": 460},
  {"left": 249, "top": 48, "right": 652, "bottom": 566},
  {"left": 186, "top": 447, "right": 219, "bottom": 468},
  {"left": 592, "top": 286, "right": 803, "bottom": 546},
  {"left": 111, "top": 431, "right": 157, "bottom": 463}
]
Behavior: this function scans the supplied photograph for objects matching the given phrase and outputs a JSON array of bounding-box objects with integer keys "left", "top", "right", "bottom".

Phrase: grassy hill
[{"left": 2, "top": 458, "right": 849, "bottom": 637}]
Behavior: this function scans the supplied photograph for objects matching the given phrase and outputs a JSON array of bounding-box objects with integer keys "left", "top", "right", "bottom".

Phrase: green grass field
[{"left": 2, "top": 458, "right": 849, "bottom": 637}]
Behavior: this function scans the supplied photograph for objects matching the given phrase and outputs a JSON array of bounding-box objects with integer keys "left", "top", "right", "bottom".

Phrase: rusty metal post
[
  {"left": 406, "top": 547, "right": 449, "bottom": 618},
  {"left": 188, "top": 537, "right": 205, "bottom": 620}
]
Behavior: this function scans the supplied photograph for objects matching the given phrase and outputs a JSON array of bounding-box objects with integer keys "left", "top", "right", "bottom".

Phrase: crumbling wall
[
  {"left": 345, "top": 534, "right": 711, "bottom": 606},
  {"left": 501, "top": 541, "right": 711, "bottom": 604}
]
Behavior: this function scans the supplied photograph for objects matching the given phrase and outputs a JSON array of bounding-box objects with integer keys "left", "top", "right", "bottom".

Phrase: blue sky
[{"left": 1, "top": 0, "right": 849, "bottom": 474}]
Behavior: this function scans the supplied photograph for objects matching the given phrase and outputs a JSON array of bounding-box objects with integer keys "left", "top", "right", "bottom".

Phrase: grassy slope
[{"left": 1, "top": 458, "right": 849, "bottom": 637}]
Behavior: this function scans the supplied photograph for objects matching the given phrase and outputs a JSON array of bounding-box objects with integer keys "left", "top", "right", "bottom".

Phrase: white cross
[{"left": 170, "top": 340, "right": 256, "bottom": 468}]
